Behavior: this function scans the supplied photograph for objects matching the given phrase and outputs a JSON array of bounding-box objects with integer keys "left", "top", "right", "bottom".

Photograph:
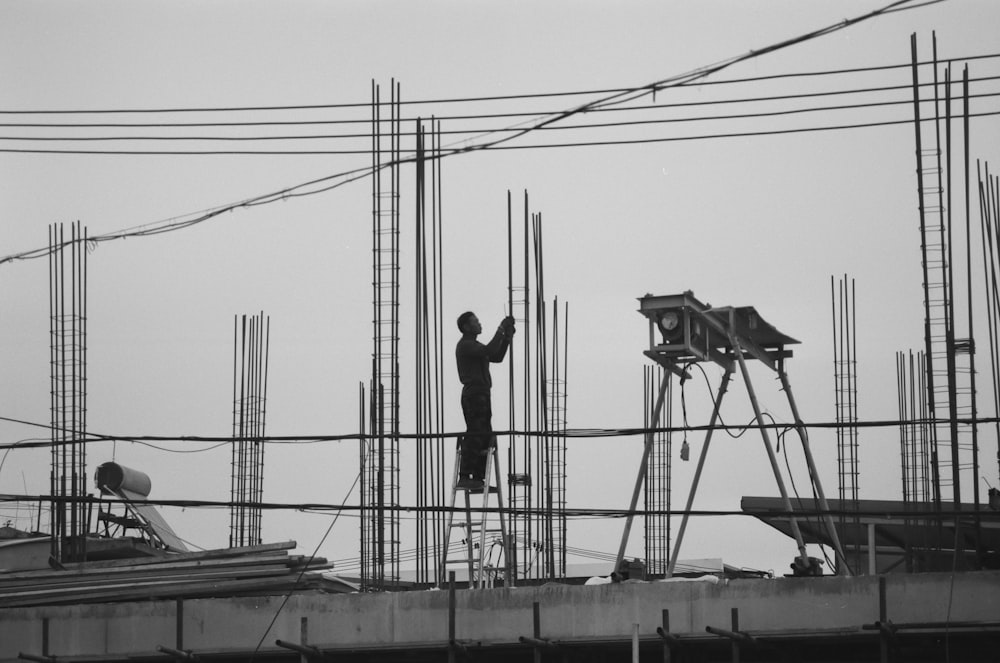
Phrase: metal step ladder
[{"left": 439, "top": 435, "right": 512, "bottom": 588}]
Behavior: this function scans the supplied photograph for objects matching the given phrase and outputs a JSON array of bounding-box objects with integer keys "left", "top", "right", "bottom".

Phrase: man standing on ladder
[{"left": 455, "top": 311, "right": 515, "bottom": 489}]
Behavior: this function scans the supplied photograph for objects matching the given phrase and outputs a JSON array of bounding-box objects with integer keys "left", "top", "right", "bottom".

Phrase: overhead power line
[
  {"left": 1, "top": 492, "right": 995, "bottom": 522},
  {"left": 2, "top": 79, "right": 998, "bottom": 142},
  {"left": 0, "top": 68, "right": 997, "bottom": 132},
  {"left": 2, "top": 45, "right": 993, "bottom": 117},
  {"left": 1, "top": 412, "right": 998, "bottom": 451},
  {"left": 1, "top": 108, "right": 998, "bottom": 157},
  {"left": 0, "top": 0, "right": 949, "bottom": 265}
]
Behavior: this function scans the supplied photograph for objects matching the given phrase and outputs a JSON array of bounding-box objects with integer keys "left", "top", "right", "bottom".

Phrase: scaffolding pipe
[
  {"left": 732, "top": 337, "right": 809, "bottom": 567},
  {"left": 778, "top": 364, "right": 851, "bottom": 575},
  {"left": 666, "top": 364, "right": 732, "bottom": 577}
]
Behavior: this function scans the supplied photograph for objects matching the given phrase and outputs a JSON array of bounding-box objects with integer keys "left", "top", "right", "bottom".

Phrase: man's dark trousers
[{"left": 460, "top": 386, "right": 492, "bottom": 481}]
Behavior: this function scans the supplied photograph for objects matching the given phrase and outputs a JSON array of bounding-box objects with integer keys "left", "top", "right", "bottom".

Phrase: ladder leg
[
  {"left": 441, "top": 435, "right": 513, "bottom": 589},
  {"left": 475, "top": 441, "right": 493, "bottom": 588},
  {"left": 490, "top": 436, "right": 514, "bottom": 587},
  {"left": 438, "top": 438, "right": 464, "bottom": 587},
  {"left": 463, "top": 489, "right": 475, "bottom": 585}
]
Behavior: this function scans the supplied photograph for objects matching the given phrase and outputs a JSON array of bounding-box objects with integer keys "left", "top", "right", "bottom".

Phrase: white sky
[{"left": 1, "top": 0, "right": 999, "bottom": 576}]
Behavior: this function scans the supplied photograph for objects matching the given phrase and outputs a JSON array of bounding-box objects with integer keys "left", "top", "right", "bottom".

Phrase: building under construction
[{"left": 2, "top": 31, "right": 1000, "bottom": 663}]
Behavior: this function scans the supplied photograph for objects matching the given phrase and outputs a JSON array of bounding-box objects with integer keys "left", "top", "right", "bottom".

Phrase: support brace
[
  {"left": 17, "top": 654, "right": 56, "bottom": 663},
  {"left": 705, "top": 625, "right": 757, "bottom": 645},
  {"left": 666, "top": 363, "right": 733, "bottom": 577},
  {"left": 656, "top": 627, "right": 682, "bottom": 646},
  {"left": 276, "top": 640, "right": 327, "bottom": 660},
  {"left": 156, "top": 645, "right": 199, "bottom": 662}
]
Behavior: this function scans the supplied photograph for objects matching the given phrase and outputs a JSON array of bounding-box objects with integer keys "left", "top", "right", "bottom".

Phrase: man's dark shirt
[{"left": 456, "top": 328, "right": 510, "bottom": 389}]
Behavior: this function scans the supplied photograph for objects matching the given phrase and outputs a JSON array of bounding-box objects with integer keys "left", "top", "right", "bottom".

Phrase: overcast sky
[{"left": 2, "top": 0, "right": 999, "bottom": 576}]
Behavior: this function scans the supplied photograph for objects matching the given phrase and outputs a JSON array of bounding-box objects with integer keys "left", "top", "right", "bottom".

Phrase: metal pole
[
  {"left": 963, "top": 66, "right": 983, "bottom": 558},
  {"left": 447, "top": 571, "right": 456, "bottom": 663},
  {"left": 533, "top": 601, "right": 542, "bottom": 663},
  {"left": 434, "top": 119, "right": 446, "bottom": 586},
  {"left": 666, "top": 364, "right": 732, "bottom": 577},
  {"left": 415, "top": 120, "right": 426, "bottom": 583},
  {"left": 778, "top": 364, "right": 851, "bottom": 574},
  {"left": 733, "top": 343, "right": 809, "bottom": 566},
  {"left": 910, "top": 34, "right": 944, "bottom": 513},
  {"left": 521, "top": 190, "right": 531, "bottom": 579},
  {"left": 506, "top": 189, "right": 517, "bottom": 578}
]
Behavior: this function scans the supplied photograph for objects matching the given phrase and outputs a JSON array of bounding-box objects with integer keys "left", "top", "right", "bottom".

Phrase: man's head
[{"left": 457, "top": 311, "right": 481, "bottom": 335}]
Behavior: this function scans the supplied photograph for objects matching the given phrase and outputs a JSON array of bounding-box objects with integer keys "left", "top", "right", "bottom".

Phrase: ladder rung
[{"left": 463, "top": 486, "right": 498, "bottom": 494}]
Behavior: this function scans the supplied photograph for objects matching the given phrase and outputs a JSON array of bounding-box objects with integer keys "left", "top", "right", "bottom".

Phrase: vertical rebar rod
[
  {"left": 82, "top": 223, "right": 89, "bottom": 561},
  {"left": 896, "top": 350, "right": 911, "bottom": 508},
  {"left": 643, "top": 366, "right": 670, "bottom": 576},
  {"left": 47, "top": 222, "right": 88, "bottom": 562},
  {"left": 230, "top": 316, "right": 238, "bottom": 546},
  {"left": 434, "top": 119, "right": 446, "bottom": 584},
  {"left": 257, "top": 314, "right": 269, "bottom": 544},
  {"left": 617, "top": 371, "right": 669, "bottom": 574},
  {"left": 911, "top": 34, "right": 944, "bottom": 513},
  {"left": 547, "top": 298, "right": 557, "bottom": 577},
  {"left": 943, "top": 65, "right": 962, "bottom": 511},
  {"left": 561, "top": 300, "right": 570, "bottom": 577},
  {"left": 69, "top": 222, "right": 78, "bottom": 559},
  {"left": 832, "top": 275, "right": 860, "bottom": 573},
  {"left": 523, "top": 192, "right": 531, "bottom": 578},
  {"left": 392, "top": 81, "right": 402, "bottom": 585},
  {"left": 58, "top": 222, "right": 66, "bottom": 558},
  {"left": 978, "top": 162, "right": 1000, "bottom": 486},
  {"left": 961, "top": 68, "right": 982, "bottom": 557},
  {"left": 364, "top": 79, "right": 403, "bottom": 589},
  {"left": 363, "top": 80, "right": 379, "bottom": 590},
  {"left": 533, "top": 213, "right": 549, "bottom": 578},
  {"left": 48, "top": 224, "right": 57, "bottom": 560},
  {"left": 643, "top": 368, "right": 651, "bottom": 570},
  {"left": 414, "top": 119, "right": 425, "bottom": 583},
  {"left": 506, "top": 189, "right": 517, "bottom": 578},
  {"left": 77, "top": 222, "right": 88, "bottom": 561},
  {"left": 238, "top": 316, "right": 248, "bottom": 544}
]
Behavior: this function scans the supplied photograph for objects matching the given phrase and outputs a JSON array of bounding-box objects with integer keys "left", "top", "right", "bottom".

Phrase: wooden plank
[
  {"left": 0, "top": 564, "right": 305, "bottom": 594},
  {"left": 0, "top": 553, "right": 297, "bottom": 585},
  {"left": 0, "top": 574, "right": 328, "bottom": 608},
  {"left": 60, "top": 540, "right": 298, "bottom": 570},
  {"left": 0, "top": 567, "right": 304, "bottom": 601}
]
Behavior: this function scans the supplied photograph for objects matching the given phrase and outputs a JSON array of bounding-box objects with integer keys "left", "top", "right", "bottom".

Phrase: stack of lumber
[{"left": 0, "top": 540, "right": 350, "bottom": 608}]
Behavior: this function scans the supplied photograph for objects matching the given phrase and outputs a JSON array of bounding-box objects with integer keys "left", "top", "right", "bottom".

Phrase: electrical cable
[
  {"left": 4, "top": 78, "right": 999, "bottom": 140},
  {"left": 4, "top": 102, "right": 997, "bottom": 156},
  {"left": 0, "top": 438, "right": 48, "bottom": 487},
  {"left": 248, "top": 467, "right": 362, "bottom": 661},
  {"left": 5, "top": 47, "right": 998, "bottom": 118},
  {"left": 0, "top": 0, "right": 970, "bottom": 269},
  {"left": 2, "top": 492, "right": 993, "bottom": 522},
  {"left": 771, "top": 412, "right": 837, "bottom": 570},
  {"left": 2, "top": 412, "right": 999, "bottom": 451}
]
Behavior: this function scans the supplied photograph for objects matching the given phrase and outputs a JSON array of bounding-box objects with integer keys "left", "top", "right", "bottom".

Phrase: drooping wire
[
  {"left": 4, "top": 77, "right": 999, "bottom": 139},
  {"left": 248, "top": 468, "right": 362, "bottom": 661},
  {"left": 9, "top": 45, "right": 999, "bottom": 119},
  {"left": 0, "top": 0, "right": 944, "bottom": 264}
]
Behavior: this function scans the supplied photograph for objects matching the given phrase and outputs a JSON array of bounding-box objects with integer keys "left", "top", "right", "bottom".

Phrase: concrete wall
[{"left": 2, "top": 571, "right": 998, "bottom": 660}]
